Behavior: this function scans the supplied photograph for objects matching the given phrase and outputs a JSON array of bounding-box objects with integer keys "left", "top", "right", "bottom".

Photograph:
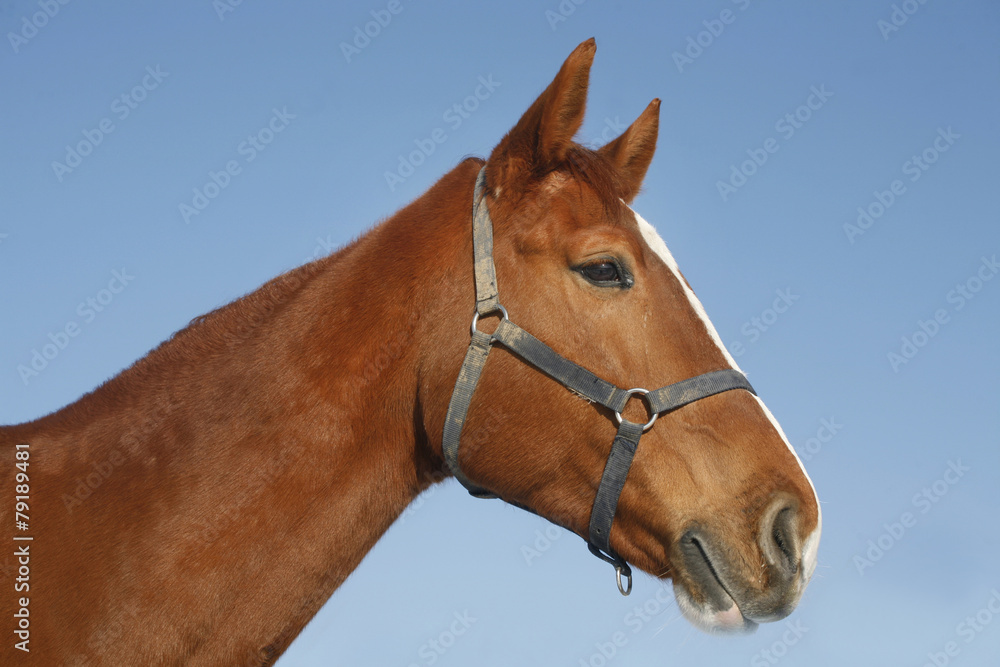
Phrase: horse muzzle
[{"left": 669, "top": 496, "right": 819, "bottom": 634}]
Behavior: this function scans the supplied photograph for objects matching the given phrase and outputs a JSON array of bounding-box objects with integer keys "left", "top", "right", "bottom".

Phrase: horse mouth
[{"left": 672, "top": 531, "right": 759, "bottom": 634}]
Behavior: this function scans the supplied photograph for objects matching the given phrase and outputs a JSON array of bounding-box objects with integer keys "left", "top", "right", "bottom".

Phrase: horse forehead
[
  {"left": 538, "top": 171, "right": 631, "bottom": 222},
  {"left": 541, "top": 170, "right": 571, "bottom": 195}
]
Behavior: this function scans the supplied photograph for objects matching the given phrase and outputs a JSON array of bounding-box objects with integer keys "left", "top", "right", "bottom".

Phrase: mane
[
  {"left": 39, "top": 159, "right": 492, "bottom": 431},
  {"left": 39, "top": 248, "right": 344, "bottom": 429},
  {"left": 167, "top": 258, "right": 330, "bottom": 355}
]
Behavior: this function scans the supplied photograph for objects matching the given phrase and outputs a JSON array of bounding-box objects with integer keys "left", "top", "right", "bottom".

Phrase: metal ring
[
  {"left": 614, "top": 388, "right": 658, "bottom": 432},
  {"left": 616, "top": 564, "right": 632, "bottom": 596},
  {"left": 470, "top": 304, "right": 509, "bottom": 337}
]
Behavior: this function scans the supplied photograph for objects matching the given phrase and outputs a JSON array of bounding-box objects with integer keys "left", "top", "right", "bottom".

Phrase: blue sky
[{"left": 2, "top": 1, "right": 999, "bottom": 665}]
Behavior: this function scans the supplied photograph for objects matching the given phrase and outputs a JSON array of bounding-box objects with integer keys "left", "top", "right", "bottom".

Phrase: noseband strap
[{"left": 442, "top": 167, "right": 755, "bottom": 595}]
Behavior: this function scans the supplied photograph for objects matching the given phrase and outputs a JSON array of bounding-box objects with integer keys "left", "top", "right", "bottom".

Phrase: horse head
[{"left": 424, "top": 39, "right": 820, "bottom": 633}]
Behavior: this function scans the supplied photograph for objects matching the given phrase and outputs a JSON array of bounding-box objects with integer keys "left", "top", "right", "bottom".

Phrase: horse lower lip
[
  {"left": 715, "top": 604, "right": 757, "bottom": 633},
  {"left": 680, "top": 532, "right": 741, "bottom": 613}
]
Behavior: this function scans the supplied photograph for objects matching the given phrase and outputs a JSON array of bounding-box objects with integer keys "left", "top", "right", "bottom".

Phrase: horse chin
[
  {"left": 672, "top": 581, "right": 759, "bottom": 635},
  {"left": 667, "top": 529, "right": 761, "bottom": 634}
]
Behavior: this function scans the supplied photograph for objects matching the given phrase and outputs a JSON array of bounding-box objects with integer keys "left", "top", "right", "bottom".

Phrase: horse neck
[{"left": 8, "top": 160, "right": 480, "bottom": 664}]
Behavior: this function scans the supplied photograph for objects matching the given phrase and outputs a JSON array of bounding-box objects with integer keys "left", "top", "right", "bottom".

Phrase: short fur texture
[{"left": 0, "top": 39, "right": 818, "bottom": 664}]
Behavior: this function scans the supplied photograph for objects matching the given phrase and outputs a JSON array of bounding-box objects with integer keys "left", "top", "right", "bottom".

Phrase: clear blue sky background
[{"left": 2, "top": 1, "right": 999, "bottom": 665}]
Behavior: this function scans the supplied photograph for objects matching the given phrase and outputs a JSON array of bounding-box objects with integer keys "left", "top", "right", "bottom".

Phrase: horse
[{"left": 1, "top": 38, "right": 820, "bottom": 665}]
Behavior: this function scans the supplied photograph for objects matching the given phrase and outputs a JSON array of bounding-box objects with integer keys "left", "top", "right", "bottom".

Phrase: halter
[{"left": 443, "top": 167, "right": 755, "bottom": 595}]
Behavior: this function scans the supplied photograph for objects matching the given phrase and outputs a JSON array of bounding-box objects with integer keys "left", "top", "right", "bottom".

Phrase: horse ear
[
  {"left": 487, "top": 38, "right": 596, "bottom": 196},
  {"left": 597, "top": 98, "right": 660, "bottom": 203}
]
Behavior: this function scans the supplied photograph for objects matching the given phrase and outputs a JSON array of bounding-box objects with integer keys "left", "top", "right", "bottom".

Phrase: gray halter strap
[{"left": 442, "top": 167, "right": 755, "bottom": 595}]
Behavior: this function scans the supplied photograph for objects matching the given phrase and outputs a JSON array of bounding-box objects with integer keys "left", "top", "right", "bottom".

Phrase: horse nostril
[{"left": 760, "top": 501, "right": 800, "bottom": 578}]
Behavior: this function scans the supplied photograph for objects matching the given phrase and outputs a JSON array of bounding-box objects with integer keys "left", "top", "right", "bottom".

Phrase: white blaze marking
[
  {"left": 632, "top": 208, "right": 741, "bottom": 371},
  {"left": 630, "top": 206, "right": 821, "bottom": 581}
]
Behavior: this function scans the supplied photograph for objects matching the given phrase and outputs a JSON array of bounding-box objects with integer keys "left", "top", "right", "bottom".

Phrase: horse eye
[{"left": 580, "top": 261, "right": 622, "bottom": 285}]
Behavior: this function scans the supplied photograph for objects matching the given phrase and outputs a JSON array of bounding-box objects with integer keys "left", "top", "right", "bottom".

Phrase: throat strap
[{"left": 441, "top": 329, "right": 496, "bottom": 498}]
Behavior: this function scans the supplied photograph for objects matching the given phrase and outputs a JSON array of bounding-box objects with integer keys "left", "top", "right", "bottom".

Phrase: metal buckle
[
  {"left": 470, "top": 304, "right": 509, "bottom": 337},
  {"left": 615, "top": 563, "right": 633, "bottom": 596},
  {"left": 614, "top": 388, "right": 658, "bottom": 432},
  {"left": 588, "top": 543, "right": 633, "bottom": 596}
]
